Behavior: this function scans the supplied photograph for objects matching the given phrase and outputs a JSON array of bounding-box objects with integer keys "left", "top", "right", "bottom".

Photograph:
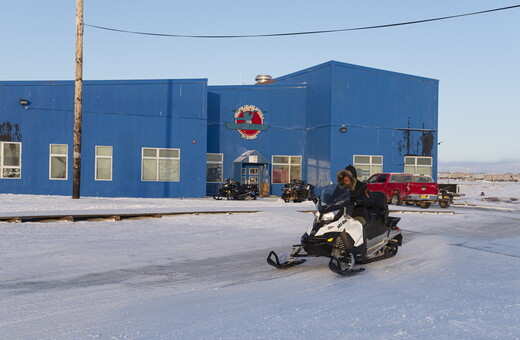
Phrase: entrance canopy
[
  {"left": 233, "top": 150, "right": 270, "bottom": 194},
  {"left": 233, "top": 150, "right": 269, "bottom": 164}
]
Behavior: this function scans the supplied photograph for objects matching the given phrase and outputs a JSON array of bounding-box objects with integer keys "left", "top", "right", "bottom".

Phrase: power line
[{"left": 85, "top": 4, "right": 520, "bottom": 39}]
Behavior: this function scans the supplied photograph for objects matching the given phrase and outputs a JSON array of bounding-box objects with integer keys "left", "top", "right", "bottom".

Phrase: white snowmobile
[{"left": 267, "top": 184, "right": 403, "bottom": 276}]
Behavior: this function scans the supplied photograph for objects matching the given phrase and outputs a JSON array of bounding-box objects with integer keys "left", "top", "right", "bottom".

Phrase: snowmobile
[
  {"left": 281, "top": 179, "right": 316, "bottom": 203},
  {"left": 267, "top": 184, "right": 403, "bottom": 276},
  {"left": 213, "top": 179, "right": 259, "bottom": 200}
]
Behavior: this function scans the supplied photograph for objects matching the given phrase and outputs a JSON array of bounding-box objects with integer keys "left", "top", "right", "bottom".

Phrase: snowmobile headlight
[
  {"left": 315, "top": 211, "right": 339, "bottom": 221},
  {"left": 321, "top": 211, "right": 336, "bottom": 221}
]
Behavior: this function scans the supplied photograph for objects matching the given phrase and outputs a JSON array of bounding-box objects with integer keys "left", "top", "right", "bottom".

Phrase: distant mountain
[{"left": 438, "top": 161, "right": 520, "bottom": 174}]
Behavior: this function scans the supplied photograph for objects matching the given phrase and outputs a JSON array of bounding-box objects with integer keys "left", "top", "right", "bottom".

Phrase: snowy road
[{"left": 1, "top": 189, "right": 519, "bottom": 339}]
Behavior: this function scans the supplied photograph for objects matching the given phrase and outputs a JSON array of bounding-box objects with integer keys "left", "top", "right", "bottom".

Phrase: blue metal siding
[
  {"left": 0, "top": 82, "right": 74, "bottom": 195},
  {"left": 276, "top": 61, "right": 439, "bottom": 184},
  {"left": 1, "top": 61, "right": 439, "bottom": 197},
  {"left": 81, "top": 80, "right": 207, "bottom": 198},
  {"left": 275, "top": 63, "right": 335, "bottom": 186},
  {"left": 208, "top": 84, "right": 307, "bottom": 195},
  {"left": 0, "top": 79, "right": 207, "bottom": 198},
  {"left": 329, "top": 63, "right": 439, "bottom": 178}
]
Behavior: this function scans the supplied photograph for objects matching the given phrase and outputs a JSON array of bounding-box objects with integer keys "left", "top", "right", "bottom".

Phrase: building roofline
[
  {"left": 276, "top": 60, "right": 439, "bottom": 84},
  {"left": 208, "top": 83, "right": 306, "bottom": 91},
  {"left": 0, "top": 79, "right": 208, "bottom": 86}
]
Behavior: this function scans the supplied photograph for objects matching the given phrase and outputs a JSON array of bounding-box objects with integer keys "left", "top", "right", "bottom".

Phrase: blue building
[{"left": 0, "top": 61, "right": 438, "bottom": 198}]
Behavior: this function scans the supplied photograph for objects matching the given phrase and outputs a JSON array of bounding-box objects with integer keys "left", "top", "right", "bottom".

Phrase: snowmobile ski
[
  {"left": 266, "top": 251, "right": 306, "bottom": 269},
  {"left": 328, "top": 255, "right": 365, "bottom": 276}
]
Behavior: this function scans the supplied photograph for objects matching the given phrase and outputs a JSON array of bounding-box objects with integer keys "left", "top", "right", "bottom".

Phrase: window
[
  {"left": 377, "top": 174, "right": 388, "bottom": 183},
  {"left": 49, "top": 144, "right": 68, "bottom": 180},
  {"left": 0, "top": 142, "right": 21, "bottom": 179},
  {"left": 404, "top": 156, "right": 433, "bottom": 176},
  {"left": 367, "top": 175, "right": 378, "bottom": 184},
  {"left": 389, "top": 174, "right": 414, "bottom": 183},
  {"left": 272, "top": 155, "right": 302, "bottom": 184},
  {"left": 206, "top": 153, "right": 223, "bottom": 183},
  {"left": 414, "top": 175, "right": 433, "bottom": 183},
  {"left": 142, "top": 148, "right": 180, "bottom": 181},
  {"left": 353, "top": 155, "right": 383, "bottom": 181},
  {"left": 95, "top": 146, "right": 112, "bottom": 181}
]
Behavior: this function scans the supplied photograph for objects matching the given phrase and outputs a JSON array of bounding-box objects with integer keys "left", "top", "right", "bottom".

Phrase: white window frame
[
  {"left": 206, "top": 153, "right": 223, "bottom": 183},
  {"left": 95, "top": 145, "right": 113, "bottom": 181},
  {"left": 0, "top": 141, "right": 22, "bottom": 179},
  {"left": 353, "top": 155, "right": 383, "bottom": 181},
  {"left": 404, "top": 156, "right": 433, "bottom": 176},
  {"left": 141, "top": 147, "right": 180, "bottom": 182},
  {"left": 271, "top": 155, "right": 302, "bottom": 184},
  {"left": 49, "top": 144, "right": 68, "bottom": 180}
]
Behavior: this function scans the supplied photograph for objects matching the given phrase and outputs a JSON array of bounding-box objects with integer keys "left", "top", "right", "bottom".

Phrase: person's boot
[{"left": 352, "top": 242, "right": 366, "bottom": 262}]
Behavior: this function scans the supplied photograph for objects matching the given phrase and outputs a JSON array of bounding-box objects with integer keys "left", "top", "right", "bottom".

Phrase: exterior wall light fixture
[
  {"left": 339, "top": 125, "right": 347, "bottom": 133},
  {"left": 19, "top": 99, "right": 30, "bottom": 108}
]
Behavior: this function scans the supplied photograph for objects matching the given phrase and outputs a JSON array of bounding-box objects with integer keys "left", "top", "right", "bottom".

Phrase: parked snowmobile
[
  {"left": 267, "top": 184, "right": 403, "bottom": 276},
  {"left": 281, "top": 179, "right": 316, "bottom": 203},
  {"left": 213, "top": 179, "right": 258, "bottom": 200}
]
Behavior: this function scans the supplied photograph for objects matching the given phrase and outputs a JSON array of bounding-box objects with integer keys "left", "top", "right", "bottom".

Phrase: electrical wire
[{"left": 85, "top": 4, "right": 520, "bottom": 39}]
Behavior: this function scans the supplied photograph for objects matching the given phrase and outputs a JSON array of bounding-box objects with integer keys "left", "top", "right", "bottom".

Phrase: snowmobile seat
[
  {"left": 367, "top": 191, "right": 388, "bottom": 219},
  {"left": 365, "top": 191, "right": 389, "bottom": 240}
]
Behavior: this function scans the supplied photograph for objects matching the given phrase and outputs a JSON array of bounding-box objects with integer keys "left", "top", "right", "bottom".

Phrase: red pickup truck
[{"left": 366, "top": 173, "right": 441, "bottom": 209}]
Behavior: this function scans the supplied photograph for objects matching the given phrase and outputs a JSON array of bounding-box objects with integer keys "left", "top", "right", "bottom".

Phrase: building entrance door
[
  {"left": 233, "top": 150, "right": 270, "bottom": 195},
  {"left": 242, "top": 164, "right": 260, "bottom": 184}
]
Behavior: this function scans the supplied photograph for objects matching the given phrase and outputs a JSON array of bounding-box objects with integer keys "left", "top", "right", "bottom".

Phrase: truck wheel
[
  {"left": 439, "top": 200, "right": 450, "bottom": 209},
  {"left": 418, "top": 202, "right": 431, "bottom": 209},
  {"left": 390, "top": 194, "right": 402, "bottom": 206}
]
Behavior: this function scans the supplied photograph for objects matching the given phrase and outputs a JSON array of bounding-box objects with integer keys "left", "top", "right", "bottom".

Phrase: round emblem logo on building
[{"left": 225, "top": 104, "right": 270, "bottom": 140}]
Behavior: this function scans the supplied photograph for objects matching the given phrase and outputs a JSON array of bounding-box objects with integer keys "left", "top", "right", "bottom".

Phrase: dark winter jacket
[
  {"left": 341, "top": 166, "right": 371, "bottom": 221},
  {"left": 350, "top": 181, "right": 370, "bottom": 205},
  {"left": 342, "top": 165, "right": 370, "bottom": 204}
]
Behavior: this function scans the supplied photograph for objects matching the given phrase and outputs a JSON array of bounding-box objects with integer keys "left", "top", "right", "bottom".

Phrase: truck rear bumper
[{"left": 405, "top": 194, "right": 436, "bottom": 201}]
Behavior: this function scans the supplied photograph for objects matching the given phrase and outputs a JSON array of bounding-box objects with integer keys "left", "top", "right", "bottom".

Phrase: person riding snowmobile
[
  {"left": 266, "top": 169, "right": 403, "bottom": 275},
  {"left": 336, "top": 168, "right": 371, "bottom": 260},
  {"left": 337, "top": 166, "right": 371, "bottom": 226}
]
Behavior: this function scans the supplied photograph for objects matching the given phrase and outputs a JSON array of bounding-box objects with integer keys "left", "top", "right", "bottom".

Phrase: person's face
[{"left": 343, "top": 175, "right": 351, "bottom": 185}]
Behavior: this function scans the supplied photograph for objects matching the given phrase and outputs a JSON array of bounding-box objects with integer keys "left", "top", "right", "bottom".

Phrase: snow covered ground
[{"left": 1, "top": 181, "right": 519, "bottom": 339}]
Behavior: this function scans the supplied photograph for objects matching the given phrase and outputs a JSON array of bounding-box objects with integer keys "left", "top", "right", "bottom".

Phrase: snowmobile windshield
[{"left": 317, "top": 184, "right": 350, "bottom": 213}]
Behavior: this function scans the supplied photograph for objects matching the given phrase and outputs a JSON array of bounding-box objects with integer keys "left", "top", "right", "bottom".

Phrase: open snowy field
[{"left": 1, "top": 181, "right": 519, "bottom": 339}]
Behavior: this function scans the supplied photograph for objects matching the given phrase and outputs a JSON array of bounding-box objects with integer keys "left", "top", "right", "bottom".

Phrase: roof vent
[{"left": 255, "top": 75, "right": 273, "bottom": 84}]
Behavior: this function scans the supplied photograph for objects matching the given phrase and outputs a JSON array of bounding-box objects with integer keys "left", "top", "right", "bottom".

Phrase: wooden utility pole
[{"left": 72, "top": 0, "right": 84, "bottom": 199}]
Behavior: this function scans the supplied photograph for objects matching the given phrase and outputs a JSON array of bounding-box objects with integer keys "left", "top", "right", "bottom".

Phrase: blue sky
[{"left": 1, "top": 1, "right": 519, "bottom": 170}]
